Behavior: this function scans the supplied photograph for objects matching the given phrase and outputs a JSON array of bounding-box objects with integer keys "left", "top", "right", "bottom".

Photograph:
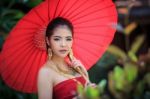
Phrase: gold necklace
[
  {"left": 47, "top": 61, "right": 82, "bottom": 85},
  {"left": 53, "top": 61, "right": 76, "bottom": 75}
]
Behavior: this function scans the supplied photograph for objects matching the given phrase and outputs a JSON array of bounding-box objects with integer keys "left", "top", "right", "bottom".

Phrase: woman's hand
[
  {"left": 70, "top": 58, "right": 89, "bottom": 80},
  {"left": 71, "top": 58, "right": 84, "bottom": 69},
  {"left": 86, "top": 83, "right": 97, "bottom": 88}
]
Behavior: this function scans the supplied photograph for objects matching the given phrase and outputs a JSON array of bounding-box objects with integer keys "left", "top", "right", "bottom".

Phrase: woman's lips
[{"left": 59, "top": 50, "right": 68, "bottom": 54}]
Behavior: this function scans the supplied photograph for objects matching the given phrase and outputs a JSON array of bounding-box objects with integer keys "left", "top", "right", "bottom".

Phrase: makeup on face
[
  {"left": 49, "top": 27, "right": 73, "bottom": 58},
  {"left": 54, "top": 36, "right": 72, "bottom": 55}
]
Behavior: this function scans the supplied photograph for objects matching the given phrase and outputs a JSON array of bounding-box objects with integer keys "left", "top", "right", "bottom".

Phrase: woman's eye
[
  {"left": 66, "top": 38, "right": 72, "bottom": 41},
  {"left": 54, "top": 38, "right": 60, "bottom": 41}
]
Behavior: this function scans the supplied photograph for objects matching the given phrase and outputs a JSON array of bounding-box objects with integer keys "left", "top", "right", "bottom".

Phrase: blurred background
[{"left": 0, "top": 0, "right": 150, "bottom": 99}]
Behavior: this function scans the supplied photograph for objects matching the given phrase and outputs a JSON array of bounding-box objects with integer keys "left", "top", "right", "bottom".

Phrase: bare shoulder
[
  {"left": 38, "top": 62, "right": 56, "bottom": 81},
  {"left": 37, "top": 62, "right": 55, "bottom": 99}
]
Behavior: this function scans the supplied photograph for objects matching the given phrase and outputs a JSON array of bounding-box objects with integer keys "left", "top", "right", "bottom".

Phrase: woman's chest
[{"left": 53, "top": 72, "right": 81, "bottom": 86}]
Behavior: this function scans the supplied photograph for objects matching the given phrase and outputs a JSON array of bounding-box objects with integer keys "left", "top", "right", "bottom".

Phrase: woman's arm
[{"left": 37, "top": 67, "right": 53, "bottom": 99}]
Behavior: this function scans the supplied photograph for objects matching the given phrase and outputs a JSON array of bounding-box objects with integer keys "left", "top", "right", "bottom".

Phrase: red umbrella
[{"left": 0, "top": 0, "right": 117, "bottom": 93}]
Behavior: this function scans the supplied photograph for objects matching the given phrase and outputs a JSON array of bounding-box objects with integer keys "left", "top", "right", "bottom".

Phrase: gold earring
[{"left": 48, "top": 48, "right": 52, "bottom": 60}]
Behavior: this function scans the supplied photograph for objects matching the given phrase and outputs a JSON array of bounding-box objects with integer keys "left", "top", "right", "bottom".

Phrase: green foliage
[
  {"left": 124, "top": 63, "right": 138, "bottom": 83},
  {"left": 88, "top": 30, "right": 148, "bottom": 99},
  {"left": 0, "top": 8, "right": 24, "bottom": 33},
  {"left": 130, "top": 35, "right": 145, "bottom": 54},
  {"left": 123, "top": 22, "right": 137, "bottom": 35},
  {"left": 77, "top": 80, "right": 107, "bottom": 99},
  {"left": 113, "top": 66, "right": 126, "bottom": 91},
  {"left": 25, "top": 0, "right": 43, "bottom": 7},
  {"left": 109, "top": 63, "right": 139, "bottom": 93},
  {"left": 107, "top": 42, "right": 148, "bottom": 99},
  {"left": 108, "top": 34, "right": 145, "bottom": 63},
  {"left": 77, "top": 84, "right": 84, "bottom": 95},
  {"left": 105, "top": 19, "right": 149, "bottom": 99},
  {"left": 97, "top": 79, "right": 107, "bottom": 94},
  {"left": 127, "top": 51, "right": 138, "bottom": 62},
  {"left": 107, "top": 45, "right": 127, "bottom": 60},
  {"left": 0, "top": 0, "right": 43, "bottom": 33},
  {"left": 144, "top": 73, "right": 150, "bottom": 86},
  {"left": 85, "top": 86, "right": 99, "bottom": 99},
  {"left": 134, "top": 80, "right": 145, "bottom": 97}
]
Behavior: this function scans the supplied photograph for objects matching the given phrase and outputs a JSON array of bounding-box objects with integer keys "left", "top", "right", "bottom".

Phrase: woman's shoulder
[{"left": 38, "top": 61, "right": 56, "bottom": 80}]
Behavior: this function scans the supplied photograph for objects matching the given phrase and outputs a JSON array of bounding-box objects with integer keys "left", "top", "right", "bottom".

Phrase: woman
[{"left": 37, "top": 17, "right": 90, "bottom": 99}]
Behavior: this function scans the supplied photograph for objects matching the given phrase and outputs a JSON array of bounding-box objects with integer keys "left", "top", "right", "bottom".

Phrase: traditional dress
[{"left": 53, "top": 76, "right": 86, "bottom": 99}]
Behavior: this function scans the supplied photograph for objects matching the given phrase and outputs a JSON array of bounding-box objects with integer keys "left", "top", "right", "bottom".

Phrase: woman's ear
[{"left": 46, "top": 37, "right": 50, "bottom": 46}]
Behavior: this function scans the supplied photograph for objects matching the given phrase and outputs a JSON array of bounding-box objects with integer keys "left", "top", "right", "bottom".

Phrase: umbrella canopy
[{"left": 0, "top": 0, "right": 117, "bottom": 93}]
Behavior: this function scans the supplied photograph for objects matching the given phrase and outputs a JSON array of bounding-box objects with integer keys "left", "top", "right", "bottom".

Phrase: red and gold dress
[{"left": 53, "top": 76, "right": 86, "bottom": 99}]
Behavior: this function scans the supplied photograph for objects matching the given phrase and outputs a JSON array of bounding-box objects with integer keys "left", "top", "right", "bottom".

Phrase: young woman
[{"left": 37, "top": 17, "right": 91, "bottom": 99}]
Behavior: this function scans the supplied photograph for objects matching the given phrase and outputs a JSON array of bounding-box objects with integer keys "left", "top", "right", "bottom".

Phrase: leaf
[
  {"left": 134, "top": 80, "right": 145, "bottom": 96},
  {"left": 77, "top": 84, "right": 84, "bottom": 94},
  {"left": 113, "top": 66, "right": 126, "bottom": 91},
  {"left": 26, "top": 0, "right": 43, "bottom": 7},
  {"left": 108, "top": 71, "right": 116, "bottom": 94},
  {"left": 130, "top": 34, "right": 145, "bottom": 54},
  {"left": 85, "top": 86, "right": 99, "bottom": 99},
  {"left": 30, "top": 94, "right": 38, "bottom": 99},
  {"left": 1, "top": 9, "right": 24, "bottom": 19},
  {"left": 124, "top": 63, "right": 138, "bottom": 83},
  {"left": 0, "top": 8, "right": 24, "bottom": 32},
  {"left": 124, "top": 22, "right": 137, "bottom": 35},
  {"left": 128, "top": 51, "right": 138, "bottom": 62},
  {"left": 98, "top": 79, "right": 107, "bottom": 94},
  {"left": 107, "top": 45, "right": 127, "bottom": 60},
  {"left": 144, "top": 73, "right": 150, "bottom": 86}
]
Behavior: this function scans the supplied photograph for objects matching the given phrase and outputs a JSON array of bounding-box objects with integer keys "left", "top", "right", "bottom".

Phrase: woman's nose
[{"left": 61, "top": 40, "right": 66, "bottom": 47}]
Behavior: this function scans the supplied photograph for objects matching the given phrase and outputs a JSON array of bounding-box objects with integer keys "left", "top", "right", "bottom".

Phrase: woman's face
[{"left": 47, "top": 25, "right": 73, "bottom": 58}]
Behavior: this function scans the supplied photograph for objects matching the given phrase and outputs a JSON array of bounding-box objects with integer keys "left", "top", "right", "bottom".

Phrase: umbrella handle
[
  {"left": 74, "top": 66, "right": 91, "bottom": 84},
  {"left": 68, "top": 50, "right": 91, "bottom": 84}
]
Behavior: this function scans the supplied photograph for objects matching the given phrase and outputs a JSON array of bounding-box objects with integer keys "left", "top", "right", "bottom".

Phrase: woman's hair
[{"left": 46, "top": 17, "right": 73, "bottom": 38}]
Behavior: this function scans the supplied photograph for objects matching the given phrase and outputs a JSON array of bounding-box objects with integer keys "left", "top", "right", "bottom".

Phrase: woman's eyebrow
[
  {"left": 53, "top": 36, "right": 61, "bottom": 38},
  {"left": 66, "top": 36, "right": 72, "bottom": 38},
  {"left": 53, "top": 36, "right": 72, "bottom": 38}
]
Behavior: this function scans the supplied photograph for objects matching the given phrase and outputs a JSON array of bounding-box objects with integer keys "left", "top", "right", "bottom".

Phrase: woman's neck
[
  {"left": 51, "top": 55, "right": 66, "bottom": 66},
  {"left": 49, "top": 55, "right": 76, "bottom": 75}
]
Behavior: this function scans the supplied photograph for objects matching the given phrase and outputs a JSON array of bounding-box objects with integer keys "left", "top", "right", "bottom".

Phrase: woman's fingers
[
  {"left": 70, "top": 58, "right": 90, "bottom": 83},
  {"left": 71, "top": 59, "right": 83, "bottom": 67},
  {"left": 85, "top": 83, "right": 97, "bottom": 88},
  {"left": 89, "top": 83, "right": 97, "bottom": 88}
]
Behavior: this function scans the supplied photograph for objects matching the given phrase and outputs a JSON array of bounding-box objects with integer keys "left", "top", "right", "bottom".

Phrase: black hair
[{"left": 46, "top": 17, "right": 73, "bottom": 38}]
